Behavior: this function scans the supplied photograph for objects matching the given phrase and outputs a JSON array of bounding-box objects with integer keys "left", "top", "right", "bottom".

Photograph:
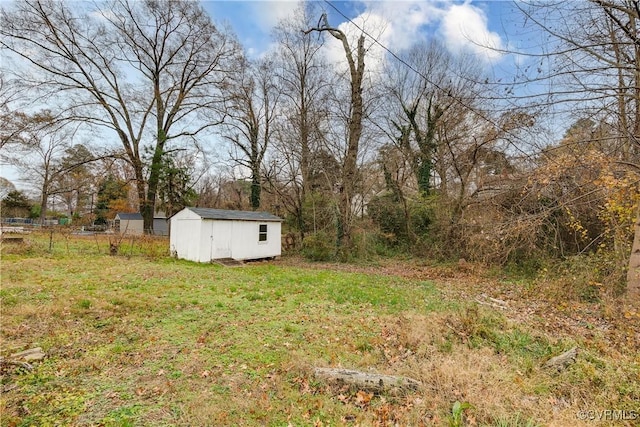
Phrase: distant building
[
  {"left": 153, "top": 213, "right": 168, "bottom": 236},
  {"left": 114, "top": 212, "right": 144, "bottom": 235},
  {"left": 169, "top": 207, "right": 282, "bottom": 262}
]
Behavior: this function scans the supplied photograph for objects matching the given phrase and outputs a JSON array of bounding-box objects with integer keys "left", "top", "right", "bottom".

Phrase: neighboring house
[
  {"left": 114, "top": 212, "right": 144, "bottom": 235},
  {"left": 169, "top": 207, "right": 283, "bottom": 262}
]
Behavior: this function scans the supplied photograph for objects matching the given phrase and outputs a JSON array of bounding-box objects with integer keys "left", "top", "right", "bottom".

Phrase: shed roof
[
  {"left": 185, "top": 207, "right": 283, "bottom": 222},
  {"left": 116, "top": 212, "right": 143, "bottom": 220}
]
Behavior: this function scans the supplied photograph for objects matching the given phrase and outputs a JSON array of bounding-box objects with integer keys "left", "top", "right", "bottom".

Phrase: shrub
[
  {"left": 367, "top": 193, "right": 408, "bottom": 245},
  {"left": 301, "top": 231, "right": 335, "bottom": 261}
]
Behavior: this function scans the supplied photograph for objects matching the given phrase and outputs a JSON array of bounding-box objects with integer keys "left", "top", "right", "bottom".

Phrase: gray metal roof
[
  {"left": 116, "top": 212, "right": 143, "bottom": 220},
  {"left": 187, "top": 207, "right": 283, "bottom": 222}
]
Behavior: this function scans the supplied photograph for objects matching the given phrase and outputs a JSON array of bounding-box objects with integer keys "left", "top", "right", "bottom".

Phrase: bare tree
[
  {"left": 222, "top": 57, "right": 279, "bottom": 210},
  {"left": 0, "top": 74, "right": 28, "bottom": 151},
  {"left": 0, "top": 0, "right": 241, "bottom": 231},
  {"left": 0, "top": 111, "right": 75, "bottom": 224},
  {"left": 269, "top": 3, "right": 330, "bottom": 238},
  {"left": 304, "top": 15, "right": 366, "bottom": 248},
  {"left": 512, "top": 0, "right": 640, "bottom": 300},
  {"left": 381, "top": 40, "right": 454, "bottom": 197}
]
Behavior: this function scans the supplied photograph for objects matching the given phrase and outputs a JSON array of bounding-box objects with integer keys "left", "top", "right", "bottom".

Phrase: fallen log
[
  {"left": 543, "top": 347, "right": 578, "bottom": 372},
  {"left": 11, "top": 347, "right": 46, "bottom": 362},
  {"left": 0, "top": 358, "right": 34, "bottom": 372},
  {"left": 313, "top": 367, "right": 421, "bottom": 394},
  {"left": 475, "top": 293, "right": 508, "bottom": 310}
]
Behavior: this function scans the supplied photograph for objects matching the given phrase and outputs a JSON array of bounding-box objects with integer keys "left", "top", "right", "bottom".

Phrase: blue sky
[
  {"left": 2, "top": 1, "right": 531, "bottom": 191},
  {"left": 202, "top": 0, "right": 525, "bottom": 65}
]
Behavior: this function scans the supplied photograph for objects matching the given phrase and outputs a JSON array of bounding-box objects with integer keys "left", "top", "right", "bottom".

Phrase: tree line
[{"left": 0, "top": 0, "right": 638, "bottom": 301}]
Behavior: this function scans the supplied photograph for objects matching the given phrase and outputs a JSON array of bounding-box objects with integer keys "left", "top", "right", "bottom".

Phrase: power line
[
  {"left": 323, "top": 1, "right": 440, "bottom": 92},
  {"left": 322, "top": 0, "right": 544, "bottom": 160}
]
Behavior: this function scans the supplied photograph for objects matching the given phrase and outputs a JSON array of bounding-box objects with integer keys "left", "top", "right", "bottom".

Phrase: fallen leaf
[{"left": 355, "top": 390, "right": 373, "bottom": 406}]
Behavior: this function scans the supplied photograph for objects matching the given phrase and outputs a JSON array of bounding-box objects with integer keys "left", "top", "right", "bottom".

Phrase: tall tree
[
  {"left": 222, "top": 57, "right": 279, "bottom": 210},
  {"left": 1, "top": 190, "right": 32, "bottom": 218},
  {"left": 0, "top": 0, "right": 241, "bottom": 232},
  {"left": 54, "top": 144, "right": 95, "bottom": 218},
  {"left": 0, "top": 111, "right": 75, "bottom": 225},
  {"left": 94, "top": 174, "right": 130, "bottom": 225},
  {"left": 270, "top": 3, "right": 329, "bottom": 238},
  {"left": 156, "top": 154, "right": 197, "bottom": 217},
  {"left": 381, "top": 40, "right": 453, "bottom": 196},
  {"left": 305, "top": 15, "right": 366, "bottom": 248}
]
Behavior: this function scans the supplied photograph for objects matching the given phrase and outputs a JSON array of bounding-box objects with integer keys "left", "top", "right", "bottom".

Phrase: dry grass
[{"left": 1, "top": 232, "right": 639, "bottom": 426}]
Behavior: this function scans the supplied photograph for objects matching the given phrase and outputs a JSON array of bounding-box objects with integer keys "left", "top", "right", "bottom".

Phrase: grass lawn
[{"left": 1, "top": 233, "right": 639, "bottom": 426}]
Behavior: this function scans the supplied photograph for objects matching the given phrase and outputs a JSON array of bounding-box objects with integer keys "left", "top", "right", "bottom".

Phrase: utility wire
[
  {"left": 322, "top": 0, "right": 540, "bottom": 160},
  {"left": 324, "top": 1, "right": 443, "bottom": 94}
]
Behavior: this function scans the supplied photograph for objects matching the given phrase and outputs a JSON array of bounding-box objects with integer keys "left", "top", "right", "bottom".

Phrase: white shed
[{"left": 169, "top": 207, "right": 283, "bottom": 262}]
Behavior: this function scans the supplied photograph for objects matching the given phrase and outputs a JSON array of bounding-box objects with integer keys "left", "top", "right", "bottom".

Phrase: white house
[{"left": 169, "top": 207, "right": 283, "bottom": 262}]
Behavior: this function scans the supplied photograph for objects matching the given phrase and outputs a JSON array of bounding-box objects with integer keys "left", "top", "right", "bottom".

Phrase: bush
[
  {"left": 301, "top": 231, "right": 335, "bottom": 261},
  {"left": 367, "top": 193, "right": 408, "bottom": 245},
  {"left": 549, "top": 253, "right": 626, "bottom": 300},
  {"left": 367, "top": 194, "right": 436, "bottom": 250}
]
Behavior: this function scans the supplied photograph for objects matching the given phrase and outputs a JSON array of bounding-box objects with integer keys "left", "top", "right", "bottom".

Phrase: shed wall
[
  {"left": 229, "top": 220, "right": 281, "bottom": 260},
  {"left": 210, "top": 220, "right": 233, "bottom": 260},
  {"left": 170, "top": 209, "right": 203, "bottom": 262},
  {"left": 119, "top": 219, "right": 144, "bottom": 235},
  {"left": 169, "top": 208, "right": 282, "bottom": 262},
  {"left": 153, "top": 218, "right": 168, "bottom": 236}
]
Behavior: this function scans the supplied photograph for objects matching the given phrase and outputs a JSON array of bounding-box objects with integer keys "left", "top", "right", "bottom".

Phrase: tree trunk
[
  {"left": 337, "top": 34, "right": 365, "bottom": 248},
  {"left": 39, "top": 189, "right": 48, "bottom": 226},
  {"left": 627, "top": 205, "right": 640, "bottom": 302},
  {"left": 250, "top": 167, "right": 261, "bottom": 210},
  {"left": 299, "top": 102, "right": 311, "bottom": 240},
  {"left": 143, "top": 143, "right": 164, "bottom": 234},
  {"left": 543, "top": 347, "right": 578, "bottom": 372}
]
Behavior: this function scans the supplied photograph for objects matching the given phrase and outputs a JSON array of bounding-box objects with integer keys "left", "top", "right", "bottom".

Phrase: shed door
[{"left": 209, "top": 220, "right": 232, "bottom": 260}]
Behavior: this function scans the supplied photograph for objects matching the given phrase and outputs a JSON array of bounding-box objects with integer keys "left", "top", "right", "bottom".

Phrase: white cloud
[
  {"left": 249, "top": 1, "right": 298, "bottom": 33},
  {"left": 321, "top": 12, "right": 389, "bottom": 75},
  {"left": 363, "top": 1, "right": 442, "bottom": 51},
  {"left": 319, "top": 0, "right": 505, "bottom": 76},
  {"left": 320, "top": 2, "right": 440, "bottom": 78},
  {"left": 439, "top": 2, "right": 504, "bottom": 62},
  {"left": 207, "top": 0, "right": 506, "bottom": 65}
]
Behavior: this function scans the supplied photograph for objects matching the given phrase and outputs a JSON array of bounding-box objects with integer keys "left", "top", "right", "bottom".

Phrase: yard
[{"left": 1, "top": 233, "right": 639, "bottom": 426}]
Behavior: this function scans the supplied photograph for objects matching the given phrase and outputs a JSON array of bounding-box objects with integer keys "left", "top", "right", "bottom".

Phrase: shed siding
[
  {"left": 229, "top": 220, "right": 281, "bottom": 260},
  {"left": 171, "top": 219, "right": 202, "bottom": 262},
  {"left": 170, "top": 208, "right": 204, "bottom": 262},
  {"left": 169, "top": 208, "right": 282, "bottom": 262},
  {"left": 119, "top": 219, "right": 144, "bottom": 235},
  {"left": 153, "top": 218, "right": 168, "bottom": 236}
]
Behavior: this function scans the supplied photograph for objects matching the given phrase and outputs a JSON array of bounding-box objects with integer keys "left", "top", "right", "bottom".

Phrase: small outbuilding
[
  {"left": 169, "top": 207, "right": 283, "bottom": 263},
  {"left": 114, "top": 212, "right": 144, "bottom": 235},
  {"left": 153, "top": 214, "right": 169, "bottom": 236}
]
